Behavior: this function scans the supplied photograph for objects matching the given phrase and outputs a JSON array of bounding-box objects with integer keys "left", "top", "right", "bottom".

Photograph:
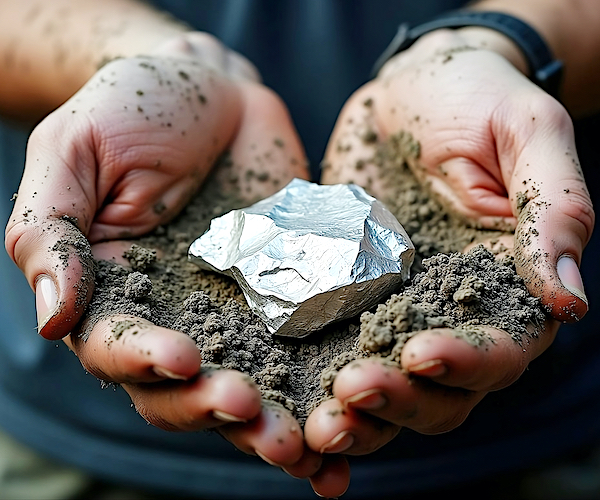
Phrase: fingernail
[
  {"left": 320, "top": 431, "right": 354, "bottom": 454},
  {"left": 35, "top": 275, "right": 58, "bottom": 332},
  {"left": 557, "top": 255, "right": 588, "bottom": 306},
  {"left": 152, "top": 366, "right": 189, "bottom": 381},
  {"left": 212, "top": 410, "right": 248, "bottom": 423},
  {"left": 344, "top": 389, "right": 387, "bottom": 410},
  {"left": 256, "top": 450, "right": 283, "bottom": 467},
  {"left": 407, "top": 359, "right": 447, "bottom": 377},
  {"left": 283, "top": 453, "right": 323, "bottom": 478}
]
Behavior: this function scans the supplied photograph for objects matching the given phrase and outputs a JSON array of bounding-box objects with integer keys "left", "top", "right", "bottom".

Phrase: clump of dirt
[
  {"left": 82, "top": 135, "right": 547, "bottom": 423},
  {"left": 357, "top": 247, "right": 543, "bottom": 359},
  {"left": 368, "top": 131, "right": 509, "bottom": 271}
]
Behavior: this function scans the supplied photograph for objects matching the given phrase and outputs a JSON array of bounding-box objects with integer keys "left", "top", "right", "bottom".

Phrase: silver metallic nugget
[{"left": 189, "top": 179, "right": 414, "bottom": 337}]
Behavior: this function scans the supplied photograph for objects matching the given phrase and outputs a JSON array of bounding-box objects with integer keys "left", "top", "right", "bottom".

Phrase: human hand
[
  {"left": 322, "top": 28, "right": 593, "bottom": 321},
  {"left": 305, "top": 28, "right": 594, "bottom": 463},
  {"left": 5, "top": 32, "right": 308, "bottom": 339},
  {"left": 4, "top": 32, "right": 352, "bottom": 495}
]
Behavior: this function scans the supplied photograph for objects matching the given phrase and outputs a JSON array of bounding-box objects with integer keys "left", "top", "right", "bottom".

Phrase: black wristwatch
[{"left": 372, "top": 11, "right": 563, "bottom": 100}]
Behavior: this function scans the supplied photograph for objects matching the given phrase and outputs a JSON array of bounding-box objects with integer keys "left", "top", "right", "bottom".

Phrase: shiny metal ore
[{"left": 189, "top": 179, "right": 414, "bottom": 337}]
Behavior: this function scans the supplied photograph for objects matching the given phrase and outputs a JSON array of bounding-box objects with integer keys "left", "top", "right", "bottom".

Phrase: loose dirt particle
[{"left": 81, "top": 136, "right": 546, "bottom": 423}]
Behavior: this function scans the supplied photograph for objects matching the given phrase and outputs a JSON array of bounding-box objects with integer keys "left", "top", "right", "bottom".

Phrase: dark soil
[{"left": 82, "top": 135, "right": 547, "bottom": 424}]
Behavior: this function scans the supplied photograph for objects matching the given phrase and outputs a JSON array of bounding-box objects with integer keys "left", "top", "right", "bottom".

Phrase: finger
[
  {"left": 218, "top": 401, "right": 304, "bottom": 467},
  {"left": 5, "top": 121, "right": 96, "bottom": 339},
  {"left": 281, "top": 437, "right": 352, "bottom": 497},
  {"left": 305, "top": 397, "right": 400, "bottom": 456},
  {"left": 320, "top": 83, "right": 384, "bottom": 192},
  {"left": 213, "top": 82, "right": 310, "bottom": 203},
  {"left": 427, "top": 156, "right": 517, "bottom": 230},
  {"left": 66, "top": 315, "right": 202, "bottom": 383},
  {"left": 88, "top": 173, "right": 206, "bottom": 242},
  {"left": 399, "top": 325, "right": 557, "bottom": 392},
  {"left": 500, "top": 95, "right": 595, "bottom": 321},
  {"left": 122, "top": 365, "right": 262, "bottom": 431},
  {"left": 308, "top": 454, "right": 351, "bottom": 499},
  {"left": 281, "top": 447, "right": 323, "bottom": 479},
  {"left": 325, "top": 358, "right": 484, "bottom": 435}
]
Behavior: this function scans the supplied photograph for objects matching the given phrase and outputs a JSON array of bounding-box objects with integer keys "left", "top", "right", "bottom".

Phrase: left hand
[
  {"left": 305, "top": 28, "right": 594, "bottom": 459},
  {"left": 4, "top": 32, "right": 351, "bottom": 498}
]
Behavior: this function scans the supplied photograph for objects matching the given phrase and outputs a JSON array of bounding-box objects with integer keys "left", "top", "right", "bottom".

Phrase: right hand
[
  {"left": 306, "top": 27, "right": 593, "bottom": 475},
  {"left": 321, "top": 28, "right": 593, "bottom": 321},
  {"left": 5, "top": 33, "right": 351, "bottom": 497}
]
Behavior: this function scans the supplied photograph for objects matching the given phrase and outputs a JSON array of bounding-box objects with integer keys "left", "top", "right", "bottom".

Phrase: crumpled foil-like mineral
[{"left": 189, "top": 179, "right": 414, "bottom": 337}]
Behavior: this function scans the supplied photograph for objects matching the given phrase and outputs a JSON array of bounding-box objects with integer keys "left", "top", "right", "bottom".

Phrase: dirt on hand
[{"left": 82, "top": 136, "right": 547, "bottom": 424}]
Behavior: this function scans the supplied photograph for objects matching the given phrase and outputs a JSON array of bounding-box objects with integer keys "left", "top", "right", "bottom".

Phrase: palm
[
  {"left": 32, "top": 56, "right": 242, "bottom": 243},
  {"left": 309, "top": 40, "right": 591, "bottom": 461},
  {"left": 323, "top": 48, "right": 574, "bottom": 230},
  {"left": 4, "top": 41, "right": 346, "bottom": 493}
]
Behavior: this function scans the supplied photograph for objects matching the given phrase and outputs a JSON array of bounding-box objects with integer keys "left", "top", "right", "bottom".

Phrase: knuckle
[
  {"left": 419, "top": 408, "right": 471, "bottom": 435},
  {"left": 29, "top": 114, "right": 56, "bottom": 142},
  {"left": 526, "top": 92, "right": 572, "bottom": 133},
  {"left": 497, "top": 91, "right": 573, "bottom": 154},
  {"left": 30, "top": 110, "right": 70, "bottom": 145},
  {"left": 558, "top": 191, "right": 596, "bottom": 245},
  {"left": 488, "top": 363, "right": 526, "bottom": 391},
  {"left": 525, "top": 94, "right": 576, "bottom": 147},
  {"left": 132, "top": 401, "right": 180, "bottom": 431}
]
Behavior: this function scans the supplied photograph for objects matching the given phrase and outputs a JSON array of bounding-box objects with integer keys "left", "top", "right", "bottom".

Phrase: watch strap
[{"left": 372, "top": 11, "right": 563, "bottom": 99}]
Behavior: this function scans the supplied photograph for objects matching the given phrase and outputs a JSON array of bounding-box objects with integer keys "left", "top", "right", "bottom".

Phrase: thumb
[
  {"left": 212, "top": 82, "right": 310, "bottom": 200},
  {"left": 5, "top": 114, "right": 97, "bottom": 340},
  {"left": 320, "top": 82, "right": 383, "bottom": 189},
  {"left": 505, "top": 100, "right": 595, "bottom": 322}
]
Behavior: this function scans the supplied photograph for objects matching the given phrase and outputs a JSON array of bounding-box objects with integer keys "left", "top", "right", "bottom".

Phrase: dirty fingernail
[
  {"left": 36, "top": 275, "right": 58, "bottom": 332},
  {"left": 152, "top": 366, "right": 189, "bottom": 381},
  {"left": 557, "top": 255, "right": 588, "bottom": 306},
  {"left": 320, "top": 431, "right": 354, "bottom": 454},
  {"left": 212, "top": 410, "right": 248, "bottom": 423},
  {"left": 407, "top": 359, "right": 447, "bottom": 377},
  {"left": 344, "top": 389, "right": 387, "bottom": 410}
]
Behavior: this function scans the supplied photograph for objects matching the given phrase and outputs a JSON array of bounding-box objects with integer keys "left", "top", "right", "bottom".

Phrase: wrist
[
  {"left": 454, "top": 26, "right": 528, "bottom": 75},
  {"left": 148, "top": 33, "right": 261, "bottom": 83},
  {"left": 380, "top": 28, "right": 526, "bottom": 77},
  {"left": 377, "top": 13, "right": 561, "bottom": 99},
  {"left": 0, "top": 0, "right": 189, "bottom": 121}
]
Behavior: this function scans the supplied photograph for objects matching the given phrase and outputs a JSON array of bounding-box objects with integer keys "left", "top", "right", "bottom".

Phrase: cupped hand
[
  {"left": 62, "top": 306, "right": 312, "bottom": 481},
  {"left": 305, "top": 320, "right": 556, "bottom": 458},
  {"left": 5, "top": 32, "right": 308, "bottom": 340},
  {"left": 306, "top": 29, "right": 594, "bottom": 469},
  {"left": 321, "top": 28, "right": 594, "bottom": 322},
  {"left": 4, "top": 32, "right": 353, "bottom": 496},
  {"left": 64, "top": 240, "right": 349, "bottom": 497}
]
